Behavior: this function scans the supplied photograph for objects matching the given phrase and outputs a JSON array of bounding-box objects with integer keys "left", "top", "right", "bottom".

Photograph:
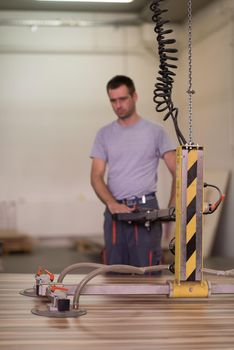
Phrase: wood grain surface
[{"left": 0, "top": 273, "right": 234, "bottom": 350}]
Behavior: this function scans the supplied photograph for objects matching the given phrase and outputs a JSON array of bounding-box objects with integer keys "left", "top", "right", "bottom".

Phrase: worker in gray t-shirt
[{"left": 90, "top": 75, "right": 176, "bottom": 267}]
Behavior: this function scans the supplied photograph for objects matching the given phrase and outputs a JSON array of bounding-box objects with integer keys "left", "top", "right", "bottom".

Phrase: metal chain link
[{"left": 187, "top": 0, "right": 195, "bottom": 144}]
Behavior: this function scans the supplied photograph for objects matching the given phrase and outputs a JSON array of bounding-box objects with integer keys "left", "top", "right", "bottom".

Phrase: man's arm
[
  {"left": 90, "top": 157, "right": 133, "bottom": 214},
  {"left": 163, "top": 150, "right": 177, "bottom": 207}
]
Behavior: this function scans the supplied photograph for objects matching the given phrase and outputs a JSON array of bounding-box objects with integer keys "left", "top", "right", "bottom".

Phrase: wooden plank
[
  {"left": 0, "top": 230, "right": 33, "bottom": 254},
  {"left": 0, "top": 273, "right": 234, "bottom": 350}
]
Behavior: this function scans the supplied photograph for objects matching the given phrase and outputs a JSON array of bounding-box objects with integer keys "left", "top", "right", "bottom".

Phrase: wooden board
[
  {"left": 0, "top": 230, "right": 33, "bottom": 254},
  {"left": 0, "top": 273, "right": 234, "bottom": 350}
]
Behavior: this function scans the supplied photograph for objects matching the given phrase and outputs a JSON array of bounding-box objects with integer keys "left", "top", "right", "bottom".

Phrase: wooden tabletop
[{"left": 0, "top": 273, "right": 234, "bottom": 350}]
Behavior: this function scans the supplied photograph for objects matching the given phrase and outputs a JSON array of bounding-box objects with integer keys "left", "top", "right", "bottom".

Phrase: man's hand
[{"left": 107, "top": 201, "right": 135, "bottom": 214}]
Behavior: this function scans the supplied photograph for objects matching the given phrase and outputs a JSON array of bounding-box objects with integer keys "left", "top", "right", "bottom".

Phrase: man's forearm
[
  {"left": 91, "top": 174, "right": 133, "bottom": 214},
  {"left": 91, "top": 175, "right": 116, "bottom": 207},
  {"left": 168, "top": 175, "right": 176, "bottom": 207}
]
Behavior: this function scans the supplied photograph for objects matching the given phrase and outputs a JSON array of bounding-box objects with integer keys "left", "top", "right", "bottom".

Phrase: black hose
[{"left": 150, "top": 0, "right": 187, "bottom": 145}]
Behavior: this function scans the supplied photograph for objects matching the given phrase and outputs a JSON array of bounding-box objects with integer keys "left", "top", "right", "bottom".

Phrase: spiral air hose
[{"left": 150, "top": 0, "right": 187, "bottom": 145}]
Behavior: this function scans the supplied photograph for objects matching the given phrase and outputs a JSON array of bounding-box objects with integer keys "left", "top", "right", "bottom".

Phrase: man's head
[
  {"left": 106, "top": 75, "right": 136, "bottom": 95},
  {"left": 106, "top": 75, "right": 138, "bottom": 121}
]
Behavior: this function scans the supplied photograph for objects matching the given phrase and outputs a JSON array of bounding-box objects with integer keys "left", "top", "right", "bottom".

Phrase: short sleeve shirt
[{"left": 90, "top": 118, "right": 175, "bottom": 200}]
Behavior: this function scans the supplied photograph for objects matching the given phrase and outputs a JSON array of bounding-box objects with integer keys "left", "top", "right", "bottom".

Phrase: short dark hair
[{"left": 106, "top": 75, "right": 136, "bottom": 95}]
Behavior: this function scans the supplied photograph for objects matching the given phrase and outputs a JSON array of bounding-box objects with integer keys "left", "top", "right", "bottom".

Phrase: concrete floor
[
  {"left": 0, "top": 244, "right": 102, "bottom": 274},
  {"left": 1, "top": 243, "right": 234, "bottom": 275}
]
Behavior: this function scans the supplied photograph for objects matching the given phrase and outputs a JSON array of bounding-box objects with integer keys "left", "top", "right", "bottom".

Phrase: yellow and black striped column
[
  {"left": 186, "top": 148, "right": 199, "bottom": 281},
  {"left": 175, "top": 145, "right": 204, "bottom": 283}
]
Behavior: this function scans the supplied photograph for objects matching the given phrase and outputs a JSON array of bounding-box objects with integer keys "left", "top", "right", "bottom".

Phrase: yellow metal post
[{"left": 171, "top": 145, "right": 209, "bottom": 298}]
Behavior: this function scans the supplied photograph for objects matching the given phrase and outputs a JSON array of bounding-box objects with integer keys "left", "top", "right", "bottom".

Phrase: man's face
[{"left": 108, "top": 85, "right": 137, "bottom": 120}]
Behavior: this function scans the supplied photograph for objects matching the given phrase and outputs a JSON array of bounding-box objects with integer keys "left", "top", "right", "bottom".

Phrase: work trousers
[{"left": 103, "top": 198, "right": 162, "bottom": 267}]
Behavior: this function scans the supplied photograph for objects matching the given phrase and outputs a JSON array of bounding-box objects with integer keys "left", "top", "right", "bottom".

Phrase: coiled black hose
[{"left": 150, "top": 0, "right": 187, "bottom": 145}]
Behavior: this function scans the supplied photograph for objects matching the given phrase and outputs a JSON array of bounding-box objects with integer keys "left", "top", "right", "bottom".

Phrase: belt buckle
[
  {"left": 125, "top": 195, "right": 147, "bottom": 205},
  {"left": 125, "top": 196, "right": 137, "bottom": 206}
]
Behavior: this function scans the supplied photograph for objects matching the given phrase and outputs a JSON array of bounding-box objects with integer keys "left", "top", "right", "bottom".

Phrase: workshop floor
[
  {"left": 0, "top": 243, "right": 103, "bottom": 274},
  {"left": 1, "top": 243, "right": 234, "bottom": 275}
]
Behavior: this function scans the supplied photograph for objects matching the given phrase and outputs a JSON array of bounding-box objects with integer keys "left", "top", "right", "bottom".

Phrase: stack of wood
[
  {"left": 0, "top": 201, "right": 33, "bottom": 254},
  {"left": 74, "top": 236, "right": 104, "bottom": 254},
  {"left": 0, "top": 229, "right": 33, "bottom": 254}
]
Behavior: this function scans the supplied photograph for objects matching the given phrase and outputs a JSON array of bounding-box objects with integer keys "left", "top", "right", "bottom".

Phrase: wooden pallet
[
  {"left": 0, "top": 229, "right": 33, "bottom": 254},
  {"left": 74, "top": 237, "right": 103, "bottom": 254}
]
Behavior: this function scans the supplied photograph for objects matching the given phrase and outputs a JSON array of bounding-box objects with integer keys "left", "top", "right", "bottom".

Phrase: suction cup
[
  {"left": 20, "top": 288, "right": 38, "bottom": 298},
  {"left": 31, "top": 307, "right": 86, "bottom": 318},
  {"left": 20, "top": 288, "right": 49, "bottom": 300}
]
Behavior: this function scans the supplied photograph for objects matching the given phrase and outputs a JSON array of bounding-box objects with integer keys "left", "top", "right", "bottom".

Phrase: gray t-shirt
[{"left": 90, "top": 118, "right": 175, "bottom": 200}]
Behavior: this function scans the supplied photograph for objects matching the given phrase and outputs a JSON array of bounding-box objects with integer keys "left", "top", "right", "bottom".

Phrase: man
[{"left": 90, "top": 75, "right": 176, "bottom": 267}]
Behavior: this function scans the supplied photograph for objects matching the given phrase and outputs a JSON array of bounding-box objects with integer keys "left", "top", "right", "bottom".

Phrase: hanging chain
[{"left": 187, "top": 0, "right": 195, "bottom": 145}]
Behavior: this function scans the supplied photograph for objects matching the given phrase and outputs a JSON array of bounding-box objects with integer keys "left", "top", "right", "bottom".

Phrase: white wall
[
  {"left": 0, "top": 1, "right": 234, "bottom": 257},
  {"left": 0, "top": 11, "right": 170, "bottom": 237},
  {"left": 177, "top": 0, "right": 234, "bottom": 256}
]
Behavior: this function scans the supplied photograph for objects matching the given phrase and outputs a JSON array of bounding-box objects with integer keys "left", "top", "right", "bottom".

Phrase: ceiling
[{"left": 0, "top": 0, "right": 214, "bottom": 23}]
